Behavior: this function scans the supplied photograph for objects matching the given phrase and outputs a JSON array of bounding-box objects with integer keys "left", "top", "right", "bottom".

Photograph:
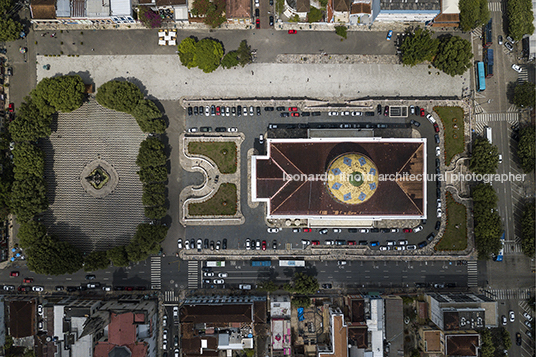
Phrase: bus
[
  {"left": 477, "top": 62, "right": 486, "bottom": 92},
  {"left": 206, "top": 261, "right": 225, "bottom": 267},
  {"left": 485, "top": 49, "right": 494, "bottom": 78},
  {"left": 279, "top": 260, "right": 305, "bottom": 267},
  {"left": 484, "top": 19, "right": 493, "bottom": 48},
  {"left": 251, "top": 260, "right": 271, "bottom": 267},
  {"left": 493, "top": 232, "right": 505, "bottom": 262}
]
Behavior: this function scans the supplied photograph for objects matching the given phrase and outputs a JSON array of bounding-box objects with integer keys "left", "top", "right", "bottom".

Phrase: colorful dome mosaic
[{"left": 326, "top": 153, "right": 379, "bottom": 205}]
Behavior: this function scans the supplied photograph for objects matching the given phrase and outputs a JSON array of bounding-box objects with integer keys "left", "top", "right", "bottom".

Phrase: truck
[
  {"left": 279, "top": 260, "right": 306, "bottom": 267},
  {"left": 251, "top": 260, "right": 271, "bottom": 267},
  {"left": 485, "top": 126, "right": 492, "bottom": 144},
  {"left": 206, "top": 261, "right": 226, "bottom": 267}
]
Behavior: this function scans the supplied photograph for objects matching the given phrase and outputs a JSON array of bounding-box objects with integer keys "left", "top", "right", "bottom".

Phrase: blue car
[
  {"left": 386, "top": 30, "right": 393, "bottom": 40},
  {"left": 370, "top": 241, "right": 379, "bottom": 247}
]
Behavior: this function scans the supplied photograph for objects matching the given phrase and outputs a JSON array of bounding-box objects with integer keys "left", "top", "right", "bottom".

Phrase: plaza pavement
[{"left": 36, "top": 54, "right": 467, "bottom": 100}]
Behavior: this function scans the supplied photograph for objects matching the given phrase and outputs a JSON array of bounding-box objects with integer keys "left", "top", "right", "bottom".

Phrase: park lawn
[
  {"left": 188, "top": 141, "right": 237, "bottom": 174},
  {"left": 435, "top": 192, "right": 468, "bottom": 251},
  {"left": 433, "top": 106, "right": 465, "bottom": 166},
  {"left": 188, "top": 183, "right": 237, "bottom": 216}
]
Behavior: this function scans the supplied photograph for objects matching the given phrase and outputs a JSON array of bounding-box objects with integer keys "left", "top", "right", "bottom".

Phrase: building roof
[
  {"left": 155, "top": 0, "right": 186, "bottom": 6},
  {"left": 296, "top": 0, "right": 310, "bottom": 12},
  {"left": 333, "top": 0, "right": 349, "bottom": 12},
  {"left": 254, "top": 301, "right": 267, "bottom": 323},
  {"left": 348, "top": 327, "right": 367, "bottom": 348},
  {"left": 441, "top": 0, "right": 459, "bottom": 14},
  {"left": 226, "top": 0, "right": 250, "bottom": 19},
  {"left": 431, "top": 12, "right": 460, "bottom": 27},
  {"left": 9, "top": 301, "right": 35, "bottom": 338},
  {"left": 110, "top": 0, "right": 132, "bottom": 16},
  {"left": 379, "top": 0, "right": 440, "bottom": 11},
  {"left": 30, "top": 0, "right": 57, "bottom": 19},
  {"left": 319, "top": 314, "right": 348, "bottom": 357},
  {"left": 350, "top": 2, "right": 370, "bottom": 14},
  {"left": 71, "top": 0, "right": 87, "bottom": 18},
  {"left": 445, "top": 334, "right": 479, "bottom": 356},
  {"left": 253, "top": 139, "right": 426, "bottom": 219},
  {"left": 384, "top": 297, "right": 403, "bottom": 357},
  {"left": 351, "top": 299, "right": 365, "bottom": 323},
  {"left": 182, "top": 336, "right": 219, "bottom": 356},
  {"left": 94, "top": 312, "right": 148, "bottom": 357},
  {"left": 424, "top": 330, "right": 442, "bottom": 352},
  {"left": 180, "top": 304, "right": 253, "bottom": 324}
]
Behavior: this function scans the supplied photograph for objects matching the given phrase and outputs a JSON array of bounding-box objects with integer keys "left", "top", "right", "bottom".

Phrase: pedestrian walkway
[
  {"left": 519, "top": 298, "right": 535, "bottom": 312},
  {"left": 467, "top": 260, "right": 478, "bottom": 287},
  {"left": 507, "top": 104, "right": 518, "bottom": 112},
  {"left": 504, "top": 241, "right": 522, "bottom": 254},
  {"left": 150, "top": 256, "right": 162, "bottom": 290},
  {"left": 517, "top": 68, "right": 529, "bottom": 83},
  {"left": 488, "top": 1, "right": 504, "bottom": 12},
  {"left": 473, "top": 112, "right": 519, "bottom": 133},
  {"left": 485, "top": 288, "right": 533, "bottom": 300},
  {"left": 165, "top": 290, "right": 180, "bottom": 302},
  {"left": 187, "top": 261, "right": 199, "bottom": 288}
]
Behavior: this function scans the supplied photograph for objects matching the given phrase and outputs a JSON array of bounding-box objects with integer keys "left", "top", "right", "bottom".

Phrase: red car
[
  {"left": 303, "top": 228, "right": 312, "bottom": 233},
  {"left": 433, "top": 123, "right": 439, "bottom": 133},
  {"left": 18, "top": 286, "right": 30, "bottom": 292},
  {"left": 261, "top": 240, "right": 266, "bottom": 250},
  {"left": 8, "top": 103, "right": 14, "bottom": 112},
  {"left": 403, "top": 228, "right": 413, "bottom": 233},
  {"left": 311, "top": 240, "right": 320, "bottom": 245},
  {"left": 10, "top": 271, "right": 19, "bottom": 277},
  {"left": 420, "top": 108, "right": 425, "bottom": 117},
  {"left": 126, "top": 286, "right": 134, "bottom": 291},
  {"left": 23, "top": 278, "right": 33, "bottom": 283},
  {"left": 384, "top": 106, "right": 389, "bottom": 116},
  {"left": 256, "top": 18, "right": 260, "bottom": 29},
  {"left": 216, "top": 106, "right": 221, "bottom": 115},
  {"left": 348, "top": 240, "right": 356, "bottom": 245},
  {"left": 288, "top": 30, "right": 297, "bottom": 34},
  {"left": 291, "top": 112, "right": 300, "bottom": 117}
]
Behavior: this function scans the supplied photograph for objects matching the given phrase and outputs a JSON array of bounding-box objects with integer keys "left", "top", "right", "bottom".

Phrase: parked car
[
  {"left": 505, "top": 42, "right": 514, "bottom": 51},
  {"left": 255, "top": 18, "right": 260, "bottom": 28},
  {"left": 512, "top": 64, "right": 523, "bottom": 73},
  {"left": 386, "top": 30, "right": 393, "bottom": 40},
  {"left": 267, "top": 227, "right": 280, "bottom": 233},
  {"left": 269, "top": 16, "right": 274, "bottom": 26},
  {"left": 413, "top": 225, "right": 423, "bottom": 233},
  {"left": 319, "top": 228, "right": 328, "bottom": 234},
  {"left": 33, "top": 286, "right": 44, "bottom": 292},
  {"left": 288, "top": 30, "right": 297, "bottom": 34},
  {"left": 516, "top": 332, "right": 522, "bottom": 346},
  {"left": 510, "top": 310, "right": 515, "bottom": 322},
  {"left": 498, "top": 35, "right": 503, "bottom": 45},
  {"left": 410, "top": 119, "right": 420, "bottom": 127},
  {"left": 245, "top": 238, "right": 251, "bottom": 250},
  {"left": 9, "top": 271, "right": 19, "bottom": 277},
  {"left": 23, "top": 278, "right": 34, "bottom": 283},
  {"left": 410, "top": 106, "right": 415, "bottom": 115},
  {"left": 523, "top": 312, "right": 532, "bottom": 321},
  {"left": 322, "top": 283, "right": 333, "bottom": 289},
  {"left": 420, "top": 108, "right": 425, "bottom": 117}
]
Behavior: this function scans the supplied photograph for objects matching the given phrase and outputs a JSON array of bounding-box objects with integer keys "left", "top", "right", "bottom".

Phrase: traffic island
[
  {"left": 433, "top": 106, "right": 466, "bottom": 166},
  {"left": 434, "top": 192, "right": 468, "bottom": 252}
]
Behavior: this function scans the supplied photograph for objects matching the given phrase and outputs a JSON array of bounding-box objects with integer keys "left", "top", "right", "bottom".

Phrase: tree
[
  {"left": 17, "top": 221, "right": 47, "bottom": 249},
  {"left": 126, "top": 223, "right": 169, "bottom": 262},
  {"left": 507, "top": 0, "right": 535, "bottom": 41},
  {"left": 191, "top": 0, "right": 226, "bottom": 28},
  {"left": 194, "top": 38, "right": 223, "bottom": 73},
  {"left": 178, "top": 37, "right": 197, "bottom": 68},
  {"left": 517, "top": 126, "right": 535, "bottom": 172},
  {"left": 409, "top": 349, "right": 420, "bottom": 357},
  {"left": 0, "top": 17, "right": 23, "bottom": 42},
  {"left": 221, "top": 51, "right": 239, "bottom": 69},
  {"left": 107, "top": 246, "right": 130, "bottom": 267},
  {"left": 9, "top": 97, "right": 53, "bottom": 142},
  {"left": 521, "top": 203, "right": 535, "bottom": 257},
  {"left": 335, "top": 25, "right": 347, "bottom": 39},
  {"left": 142, "top": 183, "right": 166, "bottom": 207},
  {"left": 472, "top": 183, "right": 503, "bottom": 259},
  {"left": 236, "top": 40, "right": 252, "bottom": 67},
  {"left": 291, "top": 296, "right": 311, "bottom": 308},
  {"left": 307, "top": 7, "right": 323, "bottom": 22},
  {"left": 26, "top": 235, "right": 84, "bottom": 275},
  {"left": 132, "top": 99, "right": 165, "bottom": 133},
  {"left": 502, "top": 328, "right": 512, "bottom": 350},
  {"left": 513, "top": 81, "right": 536, "bottom": 108},
  {"left": 472, "top": 183, "right": 498, "bottom": 215},
  {"left": 257, "top": 280, "right": 278, "bottom": 292},
  {"left": 137, "top": 6, "right": 162, "bottom": 28},
  {"left": 83, "top": 251, "right": 110, "bottom": 271},
  {"left": 318, "top": 0, "right": 328, "bottom": 7},
  {"left": 144, "top": 205, "right": 167, "bottom": 219},
  {"left": 288, "top": 272, "right": 319, "bottom": 295},
  {"left": 0, "top": 0, "right": 14, "bottom": 14},
  {"left": 433, "top": 36, "right": 473, "bottom": 76},
  {"left": 400, "top": 27, "right": 440, "bottom": 66},
  {"left": 12, "top": 142, "right": 45, "bottom": 180},
  {"left": 95, "top": 80, "right": 143, "bottom": 114},
  {"left": 136, "top": 137, "right": 166, "bottom": 168},
  {"left": 469, "top": 137, "right": 499, "bottom": 175},
  {"left": 137, "top": 166, "right": 168, "bottom": 183},
  {"left": 31, "top": 75, "right": 86, "bottom": 113},
  {"left": 11, "top": 176, "right": 48, "bottom": 222},
  {"left": 480, "top": 329, "right": 495, "bottom": 357},
  {"left": 459, "top": 0, "right": 490, "bottom": 32}
]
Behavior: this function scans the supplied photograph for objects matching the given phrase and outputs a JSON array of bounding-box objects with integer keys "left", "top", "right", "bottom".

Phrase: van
[{"left": 239, "top": 284, "right": 251, "bottom": 290}]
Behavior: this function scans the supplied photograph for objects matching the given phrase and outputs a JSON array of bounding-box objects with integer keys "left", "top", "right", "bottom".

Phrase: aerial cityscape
[{"left": 0, "top": 0, "right": 534, "bottom": 356}]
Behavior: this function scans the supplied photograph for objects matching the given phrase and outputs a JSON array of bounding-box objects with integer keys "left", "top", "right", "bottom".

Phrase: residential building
[
  {"left": 30, "top": 0, "right": 135, "bottom": 25},
  {"left": 285, "top": 0, "right": 311, "bottom": 21},
  {"left": 225, "top": 0, "right": 252, "bottom": 25},
  {"left": 383, "top": 296, "right": 403, "bottom": 357},
  {"left": 374, "top": 0, "right": 440, "bottom": 23},
  {"left": 327, "top": 0, "right": 350, "bottom": 22},
  {"left": 417, "top": 326, "right": 445, "bottom": 354},
  {"left": 344, "top": 294, "right": 384, "bottom": 357},
  {"left": 444, "top": 332, "right": 480, "bottom": 356},
  {"left": 317, "top": 308, "right": 348, "bottom": 357},
  {"left": 430, "top": 0, "right": 460, "bottom": 27},
  {"left": 271, "top": 295, "right": 292, "bottom": 356},
  {"left": 349, "top": 0, "right": 372, "bottom": 26}
]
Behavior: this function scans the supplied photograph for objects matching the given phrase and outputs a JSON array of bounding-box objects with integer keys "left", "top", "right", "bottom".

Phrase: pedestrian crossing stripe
[
  {"left": 487, "top": 2, "right": 503, "bottom": 11},
  {"left": 485, "top": 288, "right": 534, "bottom": 300},
  {"left": 187, "top": 261, "right": 199, "bottom": 289},
  {"left": 165, "top": 290, "right": 180, "bottom": 302},
  {"left": 467, "top": 261, "right": 478, "bottom": 287},
  {"left": 473, "top": 112, "right": 519, "bottom": 134},
  {"left": 150, "top": 256, "right": 162, "bottom": 290}
]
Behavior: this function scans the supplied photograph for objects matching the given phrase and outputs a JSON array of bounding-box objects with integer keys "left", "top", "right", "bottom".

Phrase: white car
[
  {"left": 245, "top": 238, "right": 251, "bottom": 250},
  {"left": 173, "top": 306, "right": 178, "bottom": 318},
  {"left": 328, "top": 111, "right": 339, "bottom": 116},
  {"left": 324, "top": 240, "right": 335, "bottom": 245},
  {"left": 301, "top": 239, "right": 310, "bottom": 245},
  {"left": 333, "top": 228, "right": 342, "bottom": 233},
  {"left": 227, "top": 127, "right": 238, "bottom": 132},
  {"left": 387, "top": 240, "right": 395, "bottom": 246},
  {"left": 426, "top": 114, "right": 436, "bottom": 124},
  {"left": 175, "top": 349, "right": 180, "bottom": 357},
  {"left": 197, "top": 239, "right": 202, "bottom": 251},
  {"left": 163, "top": 329, "right": 168, "bottom": 340},
  {"left": 33, "top": 286, "right": 44, "bottom": 292},
  {"left": 512, "top": 64, "right": 523, "bottom": 73},
  {"left": 337, "top": 260, "right": 347, "bottom": 265},
  {"left": 435, "top": 146, "right": 441, "bottom": 157},
  {"left": 379, "top": 246, "right": 388, "bottom": 251},
  {"left": 218, "top": 272, "right": 228, "bottom": 278},
  {"left": 203, "top": 272, "right": 215, "bottom": 277},
  {"left": 184, "top": 240, "right": 190, "bottom": 249},
  {"left": 413, "top": 225, "right": 424, "bottom": 233},
  {"left": 163, "top": 315, "right": 167, "bottom": 326},
  {"left": 255, "top": 0, "right": 259, "bottom": 6},
  {"left": 406, "top": 245, "right": 417, "bottom": 250},
  {"left": 205, "top": 106, "right": 210, "bottom": 116},
  {"left": 163, "top": 341, "right": 167, "bottom": 350},
  {"left": 177, "top": 239, "right": 182, "bottom": 249},
  {"left": 213, "top": 279, "right": 224, "bottom": 284},
  {"left": 267, "top": 228, "right": 280, "bottom": 233},
  {"left": 343, "top": 111, "right": 350, "bottom": 116},
  {"left": 351, "top": 111, "right": 363, "bottom": 116},
  {"left": 188, "top": 127, "right": 198, "bottom": 133},
  {"left": 437, "top": 208, "right": 442, "bottom": 218},
  {"left": 102, "top": 286, "right": 111, "bottom": 291},
  {"left": 359, "top": 228, "right": 370, "bottom": 233},
  {"left": 38, "top": 305, "right": 43, "bottom": 315}
]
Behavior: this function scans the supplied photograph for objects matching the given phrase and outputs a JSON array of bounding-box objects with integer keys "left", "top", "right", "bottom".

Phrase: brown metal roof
[
  {"left": 9, "top": 301, "right": 35, "bottom": 338},
  {"left": 180, "top": 304, "right": 253, "bottom": 324},
  {"left": 256, "top": 140, "right": 425, "bottom": 217},
  {"left": 445, "top": 334, "right": 479, "bottom": 356},
  {"left": 350, "top": 299, "right": 365, "bottom": 323},
  {"left": 226, "top": 0, "right": 250, "bottom": 18},
  {"left": 333, "top": 0, "right": 349, "bottom": 12},
  {"left": 350, "top": 2, "right": 370, "bottom": 14},
  {"left": 155, "top": 0, "right": 186, "bottom": 6},
  {"left": 30, "top": 0, "right": 57, "bottom": 19},
  {"left": 348, "top": 327, "right": 367, "bottom": 348}
]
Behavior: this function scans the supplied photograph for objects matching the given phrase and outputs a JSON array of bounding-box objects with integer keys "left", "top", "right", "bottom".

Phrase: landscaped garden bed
[
  {"left": 188, "top": 183, "right": 237, "bottom": 216},
  {"left": 188, "top": 141, "right": 237, "bottom": 174},
  {"left": 435, "top": 192, "right": 467, "bottom": 251},
  {"left": 433, "top": 106, "right": 465, "bottom": 165}
]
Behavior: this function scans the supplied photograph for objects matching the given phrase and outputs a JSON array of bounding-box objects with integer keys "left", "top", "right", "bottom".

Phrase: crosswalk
[
  {"left": 488, "top": 2, "right": 504, "bottom": 12},
  {"left": 517, "top": 68, "right": 529, "bottom": 83},
  {"left": 473, "top": 112, "right": 519, "bottom": 133},
  {"left": 187, "top": 261, "right": 199, "bottom": 288},
  {"left": 165, "top": 290, "right": 180, "bottom": 302},
  {"left": 503, "top": 241, "right": 522, "bottom": 253},
  {"left": 484, "top": 288, "right": 534, "bottom": 300},
  {"left": 467, "top": 261, "right": 478, "bottom": 287},
  {"left": 519, "top": 299, "right": 535, "bottom": 312},
  {"left": 472, "top": 27, "right": 482, "bottom": 39},
  {"left": 150, "top": 256, "right": 161, "bottom": 290}
]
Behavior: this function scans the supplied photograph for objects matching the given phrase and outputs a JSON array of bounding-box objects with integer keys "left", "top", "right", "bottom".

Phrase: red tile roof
[{"left": 94, "top": 312, "right": 148, "bottom": 357}]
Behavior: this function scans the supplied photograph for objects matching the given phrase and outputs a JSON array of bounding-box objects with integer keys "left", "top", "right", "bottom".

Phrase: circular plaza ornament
[
  {"left": 326, "top": 153, "right": 379, "bottom": 205},
  {"left": 80, "top": 158, "right": 118, "bottom": 198}
]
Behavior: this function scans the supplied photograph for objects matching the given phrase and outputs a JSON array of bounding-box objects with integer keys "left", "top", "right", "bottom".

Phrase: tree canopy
[
  {"left": 517, "top": 126, "right": 535, "bottom": 172},
  {"left": 469, "top": 137, "right": 499, "bottom": 175},
  {"left": 144, "top": 205, "right": 168, "bottom": 220},
  {"left": 0, "top": 17, "right": 23, "bottom": 42},
  {"left": 137, "top": 166, "right": 168, "bottom": 183},
  {"left": 191, "top": 0, "right": 226, "bottom": 28},
  {"left": 521, "top": 203, "right": 535, "bottom": 257},
  {"left": 107, "top": 246, "right": 130, "bottom": 267},
  {"left": 12, "top": 142, "right": 45, "bottom": 180},
  {"left": 507, "top": 0, "right": 535, "bottom": 41},
  {"left": 221, "top": 51, "right": 239, "bottom": 69},
  {"left": 513, "top": 81, "right": 535, "bottom": 108},
  {"left": 31, "top": 75, "right": 86, "bottom": 113},
  {"left": 480, "top": 329, "right": 495, "bottom": 357},
  {"left": 335, "top": 25, "right": 347, "bottom": 39},
  {"left": 178, "top": 37, "right": 197, "bottom": 68},
  {"left": 26, "top": 235, "right": 84, "bottom": 275},
  {"left": 126, "top": 223, "right": 169, "bottom": 262},
  {"left": 284, "top": 272, "right": 319, "bottom": 295},
  {"left": 472, "top": 183, "right": 503, "bottom": 259},
  {"left": 9, "top": 97, "right": 53, "bottom": 142},
  {"left": 137, "top": 137, "right": 166, "bottom": 168},
  {"left": 17, "top": 221, "right": 47, "bottom": 249},
  {"left": 96, "top": 80, "right": 144, "bottom": 114},
  {"left": 400, "top": 27, "right": 439, "bottom": 66},
  {"left": 459, "top": 0, "right": 490, "bottom": 32},
  {"left": 83, "top": 251, "right": 110, "bottom": 271},
  {"left": 307, "top": 7, "right": 323, "bottom": 22},
  {"left": 132, "top": 99, "right": 166, "bottom": 134},
  {"left": 194, "top": 38, "right": 224, "bottom": 73},
  {"left": 236, "top": 40, "right": 252, "bottom": 67},
  {"left": 433, "top": 36, "right": 473, "bottom": 77},
  {"left": 257, "top": 280, "right": 279, "bottom": 292},
  {"left": 137, "top": 6, "right": 162, "bottom": 28},
  {"left": 11, "top": 176, "right": 48, "bottom": 223}
]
